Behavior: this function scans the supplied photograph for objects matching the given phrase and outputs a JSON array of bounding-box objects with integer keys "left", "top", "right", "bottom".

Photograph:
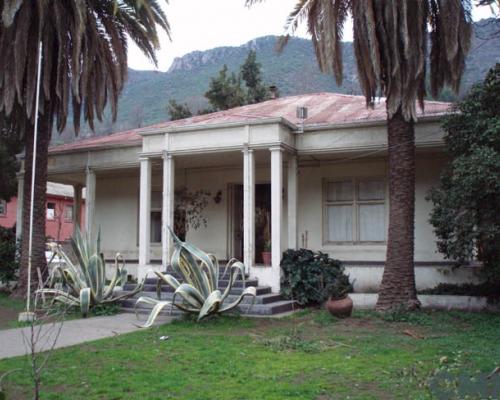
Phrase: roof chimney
[
  {"left": 296, "top": 106, "right": 308, "bottom": 120},
  {"left": 269, "top": 85, "right": 278, "bottom": 99}
]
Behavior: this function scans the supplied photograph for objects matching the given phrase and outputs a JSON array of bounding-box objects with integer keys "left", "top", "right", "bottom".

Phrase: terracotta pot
[
  {"left": 325, "top": 295, "right": 353, "bottom": 318},
  {"left": 261, "top": 251, "right": 272, "bottom": 266}
]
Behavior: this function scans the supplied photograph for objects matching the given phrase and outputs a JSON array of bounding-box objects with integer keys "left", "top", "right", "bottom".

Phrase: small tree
[
  {"left": 174, "top": 187, "right": 211, "bottom": 241},
  {"left": 167, "top": 100, "right": 193, "bottom": 121},
  {"left": 428, "top": 64, "right": 500, "bottom": 283}
]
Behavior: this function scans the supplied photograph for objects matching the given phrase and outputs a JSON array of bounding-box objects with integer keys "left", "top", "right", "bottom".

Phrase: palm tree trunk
[
  {"left": 376, "top": 109, "right": 420, "bottom": 311},
  {"left": 11, "top": 114, "right": 51, "bottom": 299}
]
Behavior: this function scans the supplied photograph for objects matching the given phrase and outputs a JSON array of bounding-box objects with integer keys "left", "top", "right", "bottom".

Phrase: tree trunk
[
  {"left": 11, "top": 114, "right": 51, "bottom": 299},
  {"left": 376, "top": 110, "right": 420, "bottom": 311}
]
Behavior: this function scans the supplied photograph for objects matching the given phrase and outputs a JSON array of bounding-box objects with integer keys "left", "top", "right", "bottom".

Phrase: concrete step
[
  {"left": 121, "top": 298, "right": 296, "bottom": 317},
  {"left": 118, "top": 290, "right": 283, "bottom": 306},
  {"left": 118, "top": 284, "right": 272, "bottom": 297},
  {"left": 143, "top": 276, "right": 255, "bottom": 286},
  {"left": 125, "top": 278, "right": 259, "bottom": 293}
]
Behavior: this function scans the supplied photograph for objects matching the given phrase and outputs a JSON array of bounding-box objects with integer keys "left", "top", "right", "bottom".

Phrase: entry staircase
[{"left": 118, "top": 266, "right": 297, "bottom": 317}]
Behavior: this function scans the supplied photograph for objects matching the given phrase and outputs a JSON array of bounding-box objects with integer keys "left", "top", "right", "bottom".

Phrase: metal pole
[{"left": 24, "top": 41, "right": 43, "bottom": 315}]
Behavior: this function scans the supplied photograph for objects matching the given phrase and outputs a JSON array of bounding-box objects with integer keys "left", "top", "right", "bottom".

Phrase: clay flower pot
[
  {"left": 325, "top": 295, "right": 353, "bottom": 318},
  {"left": 261, "top": 252, "right": 272, "bottom": 266}
]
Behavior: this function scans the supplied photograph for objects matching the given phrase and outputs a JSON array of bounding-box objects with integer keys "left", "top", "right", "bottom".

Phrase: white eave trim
[
  {"left": 138, "top": 117, "right": 298, "bottom": 136},
  {"left": 301, "top": 113, "right": 447, "bottom": 132},
  {"left": 47, "top": 141, "right": 142, "bottom": 157}
]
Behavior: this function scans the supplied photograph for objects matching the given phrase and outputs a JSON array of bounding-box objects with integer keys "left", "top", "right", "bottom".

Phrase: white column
[
  {"left": 72, "top": 184, "right": 83, "bottom": 234},
  {"left": 270, "top": 146, "right": 283, "bottom": 291},
  {"left": 85, "top": 168, "right": 96, "bottom": 240},
  {"left": 138, "top": 157, "right": 152, "bottom": 271},
  {"left": 287, "top": 154, "right": 298, "bottom": 250},
  {"left": 162, "top": 152, "right": 175, "bottom": 267},
  {"left": 15, "top": 169, "right": 24, "bottom": 242},
  {"left": 243, "top": 146, "right": 255, "bottom": 270}
]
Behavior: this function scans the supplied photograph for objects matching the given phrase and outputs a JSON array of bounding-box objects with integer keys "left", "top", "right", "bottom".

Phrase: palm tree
[
  {"left": 0, "top": 0, "right": 170, "bottom": 297},
  {"left": 247, "top": 0, "right": 472, "bottom": 310}
]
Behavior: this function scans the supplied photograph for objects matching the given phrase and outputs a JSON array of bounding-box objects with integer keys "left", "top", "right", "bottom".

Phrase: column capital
[
  {"left": 139, "top": 155, "right": 151, "bottom": 162},
  {"left": 162, "top": 151, "right": 174, "bottom": 160},
  {"left": 242, "top": 144, "right": 254, "bottom": 154},
  {"left": 269, "top": 145, "right": 284, "bottom": 153}
]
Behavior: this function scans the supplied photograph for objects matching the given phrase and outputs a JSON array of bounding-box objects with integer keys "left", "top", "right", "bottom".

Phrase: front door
[{"left": 231, "top": 184, "right": 271, "bottom": 264}]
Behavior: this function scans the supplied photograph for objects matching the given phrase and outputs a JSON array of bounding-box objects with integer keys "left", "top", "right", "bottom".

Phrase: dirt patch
[{"left": 315, "top": 381, "right": 396, "bottom": 400}]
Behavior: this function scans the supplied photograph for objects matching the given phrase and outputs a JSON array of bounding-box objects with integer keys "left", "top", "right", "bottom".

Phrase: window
[
  {"left": 324, "top": 178, "right": 386, "bottom": 243},
  {"left": 151, "top": 191, "right": 162, "bottom": 243},
  {"left": 0, "top": 200, "right": 6, "bottom": 217},
  {"left": 46, "top": 202, "right": 56, "bottom": 220},
  {"left": 64, "top": 205, "right": 73, "bottom": 222}
]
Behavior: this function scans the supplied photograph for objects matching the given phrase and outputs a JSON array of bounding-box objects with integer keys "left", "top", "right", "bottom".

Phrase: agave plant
[
  {"left": 37, "top": 228, "right": 143, "bottom": 316},
  {"left": 136, "top": 230, "right": 257, "bottom": 327}
]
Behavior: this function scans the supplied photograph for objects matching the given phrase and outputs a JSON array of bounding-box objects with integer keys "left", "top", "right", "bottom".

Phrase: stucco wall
[
  {"left": 95, "top": 152, "right": 474, "bottom": 292},
  {"left": 95, "top": 174, "right": 140, "bottom": 259},
  {"left": 297, "top": 154, "right": 448, "bottom": 262}
]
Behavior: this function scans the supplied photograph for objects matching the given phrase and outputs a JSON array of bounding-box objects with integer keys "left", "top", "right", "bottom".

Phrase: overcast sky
[{"left": 128, "top": 1, "right": 497, "bottom": 72}]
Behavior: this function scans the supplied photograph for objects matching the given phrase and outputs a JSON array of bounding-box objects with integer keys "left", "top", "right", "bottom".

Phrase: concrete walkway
[{"left": 0, "top": 313, "right": 174, "bottom": 359}]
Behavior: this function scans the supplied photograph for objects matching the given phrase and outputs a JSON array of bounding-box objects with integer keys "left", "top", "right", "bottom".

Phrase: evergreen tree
[
  {"left": 428, "top": 64, "right": 500, "bottom": 283},
  {"left": 240, "top": 50, "right": 269, "bottom": 104},
  {"left": 205, "top": 65, "right": 246, "bottom": 111},
  {"left": 167, "top": 100, "right": 193, "bottom": 121}
]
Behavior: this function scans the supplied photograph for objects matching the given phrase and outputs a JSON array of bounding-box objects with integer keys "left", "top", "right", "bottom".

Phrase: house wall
[
  {"left": 0, "top": 194, "right": 84, "bottom": 241},
  {"left": 297, "top": 155, "right": 445, "bottom": 262},
  {"left": 95, "top": 174, "right": 140, "bottom": 260},
  {"left": 296, "top": 154, "right": 480, "bottom": 291},
  {"left": 95, "top": 151, "right": 479, "bottom": 291}
]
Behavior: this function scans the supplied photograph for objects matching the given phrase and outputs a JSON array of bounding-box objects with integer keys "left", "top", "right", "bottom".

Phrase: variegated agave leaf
[
  {"left": 198, "top": 290, "right": 222, "bottom": 320},
  {"left": 171, "top": 283, "right": 204, "bottom": 309},
  {"left": 220, "top": 260, "right": 246, "bottom": 302},
  {"left": 135, "top": 296, "right": 173, "bottom": 328},
  {"left": 38, "top": 227, "right": 143, "bottom": 316},
  {"left": 219, "top": 286, "right": 257, "bottom": 314},
  {"left": 137, "top": 230, "right": 257, "bottom": 326}
]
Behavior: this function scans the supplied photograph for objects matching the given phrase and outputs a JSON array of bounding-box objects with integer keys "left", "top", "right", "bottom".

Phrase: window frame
[
  {"left": 323, "top": 177, "right": 387, "bottom": 245},
  {"left": 64, "top": 204, "right": 74, "bottom": 222},
  {"left": 46, "top": 202, "right": 56, "bottom": 221}
]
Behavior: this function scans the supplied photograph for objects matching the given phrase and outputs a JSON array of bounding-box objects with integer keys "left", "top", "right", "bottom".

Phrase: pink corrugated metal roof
[
  {"left": 49, "top": 92, "right": 450, "bottom": 154},
  {"left": 49, "top": 128, "right": 142, "bottom": 154}
]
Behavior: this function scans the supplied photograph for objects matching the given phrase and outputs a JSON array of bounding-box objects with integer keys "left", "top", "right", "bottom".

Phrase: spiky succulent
[
  {"left": 136, "top": 230, "right": 256, "bottom": 327},
  {"left": 37, "top": 227, "right": 143, "bottom": 316}
]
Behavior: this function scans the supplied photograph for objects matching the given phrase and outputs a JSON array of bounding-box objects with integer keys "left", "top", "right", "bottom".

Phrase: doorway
[{"left": 231, "top": 183, "right": 271, "bottom": 264}]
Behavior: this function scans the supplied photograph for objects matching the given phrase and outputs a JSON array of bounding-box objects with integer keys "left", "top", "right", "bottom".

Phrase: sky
[{"left": 128, "top": 1, "right": 497, "bottom": 72}]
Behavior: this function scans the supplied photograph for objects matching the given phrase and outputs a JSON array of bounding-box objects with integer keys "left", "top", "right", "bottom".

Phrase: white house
[{"left": 31, "top": 92, "right": 479, "bottom": 294}]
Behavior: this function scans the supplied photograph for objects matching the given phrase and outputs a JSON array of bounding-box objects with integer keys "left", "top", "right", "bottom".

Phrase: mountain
[{"left": 57, "top": 18, "right": 500, "bottom": 141}]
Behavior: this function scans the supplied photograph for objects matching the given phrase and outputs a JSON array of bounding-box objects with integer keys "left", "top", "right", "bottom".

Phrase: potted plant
[
  {"left": 324, "top": 275, "right": 354, "bottom": 318},
  {"left": 262, "top": 240, "right": 272, "bottom": 266}
]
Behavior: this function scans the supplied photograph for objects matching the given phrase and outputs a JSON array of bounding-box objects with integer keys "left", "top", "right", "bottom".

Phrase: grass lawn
[
  {"left": 0, "top": 292, "right": 26, "bottom": 330},
  {"left": 0, "top": 309, "right": 499, "bottom": 399},
  {"left": 0, "top": 292, "right": 120, "bottom": 330}
]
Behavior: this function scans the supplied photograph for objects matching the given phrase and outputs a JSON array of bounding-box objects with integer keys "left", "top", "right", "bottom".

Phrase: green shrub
[
  {"left": 0, "top": 226, "right": 18, "bottom": 286},
  {"left": 419, "top": 282, "right": 500, "bottom": 301},
  {"left": 280, "top": 249, "right": 352, "bottom": 305}
]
